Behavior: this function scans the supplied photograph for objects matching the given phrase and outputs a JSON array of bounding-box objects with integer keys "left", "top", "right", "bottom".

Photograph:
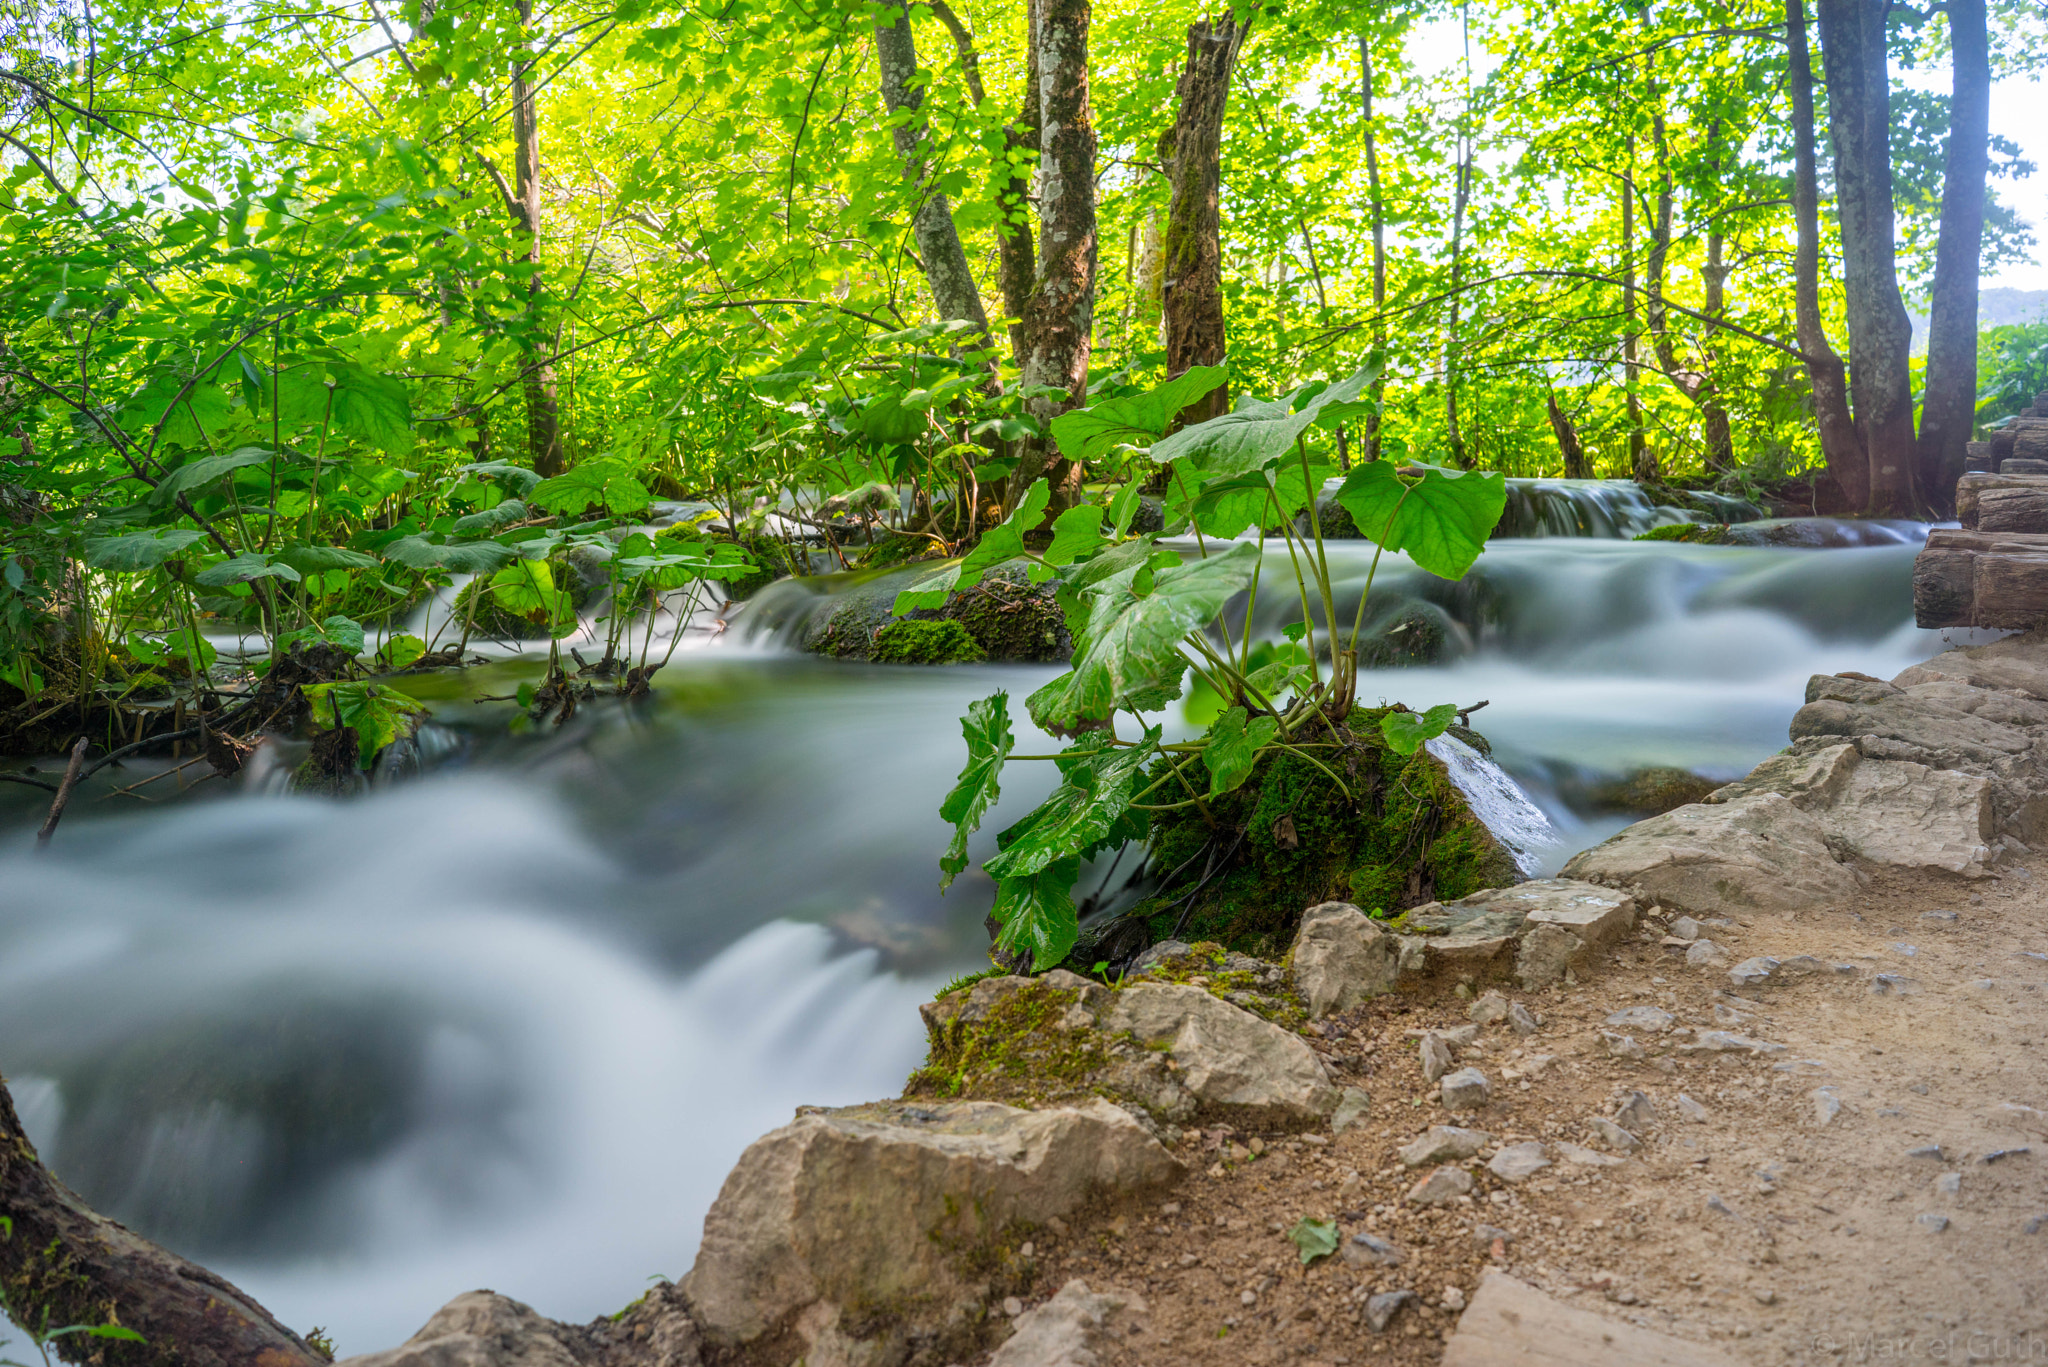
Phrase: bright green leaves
[
  {"left": 1380, "top": 703, "right": 1458, "bottom": 755},
  {"left": 149, "top": 445, "right": 273, "bottom": 506},
  {"left": 83, "top": 528, "right": 206, "bottom": 571},
  {"left": 1172, "top": 458, "right": 1338, "bottom": 540},
  {"left": 1047, "top": 364, "right": 1228, "bottom": 462},
  {"left": 488, "top": 559, "right": 576, "bottom": 635},
  {"left": 1204, "top": 706, "right": 1279, "bottom": 795},
  {"left": 894, "top": 477, "right": 1052, "bottom": 613},
  {"left": 529, "top": 461, "right": 653, "bottom": 517},
  {"left": 1287, "top": 1217, "right": 1340, "bottom": 1266},
  {"left": 614, "top": 532, "right": 755, "bottom": 591},
  {"left": 300, "top": 681, "right": 428, "bottom": 767},
  {"left": 1149, "top": 366, "right": 1370, "bottom": 480},
  {"left": 981, "top": 733, "right": 1159, "bottom": 970},
  {"left": 1333, "top": 461, "right": 1507, "bottom": 582},
  {"left": 1034, "top": 503, "right": 1107, "bottom": 580},
  {"left": 329, "top": 367, "right": 413, "bottom": 456},
  {"left": 938, "top": 691, "right": 1014, "bottom": 891},
  {"left": 274, "top": 543, "right": 380, "bottom": 575},
  {"left": 382, "top": 536, "right": 517, "bottom": 575},
  {"left": 1028, "top": 541, "right": 1261, "bottom": 735}
]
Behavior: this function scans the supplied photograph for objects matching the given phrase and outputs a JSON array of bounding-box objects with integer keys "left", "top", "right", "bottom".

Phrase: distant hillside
[{"left": 1911, "top": 287, "right": 2048, "bottom": 353}]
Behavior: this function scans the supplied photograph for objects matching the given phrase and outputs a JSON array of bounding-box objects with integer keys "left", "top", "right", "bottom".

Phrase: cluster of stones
[{"left": 1919, "top": 400, "right": 2048, "bottom": 629}]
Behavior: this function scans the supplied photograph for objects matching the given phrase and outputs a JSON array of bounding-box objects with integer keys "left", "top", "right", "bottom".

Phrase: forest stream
[{"left": 0, "top": 520, "right": 1990, "bottom": 1355}]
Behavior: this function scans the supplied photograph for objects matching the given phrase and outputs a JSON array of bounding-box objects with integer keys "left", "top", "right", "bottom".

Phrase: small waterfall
[
  {"left": 1493, "top": 479, "right": 1763, "bottom": 538},
  {"left": 1426, "top": 734, "right": 1563, "bottom": 878}
]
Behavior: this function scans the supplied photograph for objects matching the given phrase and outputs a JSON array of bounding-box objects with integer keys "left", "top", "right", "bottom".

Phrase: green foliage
[
  {"left": 1287, "top": 1217, "right": 1340, "bottom": 1266},
  {"left": 1379, "top": 703, "right": 1458, "bottom": 756},
  {"left": 1333, "top": 462, "right": 1508, "bottom": 582},
  {"left": 870, "top": 619, "right": 986, "bottom": 665},
  {"left": 940, "top": 692, "right": 1015, "bottom": 890},
  {"left": 300, "top": 681, "right": 428, "bottom": 767}
]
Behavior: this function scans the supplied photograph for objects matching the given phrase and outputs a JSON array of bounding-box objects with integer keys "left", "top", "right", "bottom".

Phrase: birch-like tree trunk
[{"left": 1158, "top": 12, "right": 1247, "bottom": 428}]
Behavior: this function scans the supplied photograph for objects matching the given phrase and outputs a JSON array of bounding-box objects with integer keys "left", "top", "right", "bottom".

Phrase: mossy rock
[
  {"left": 871, "top": 619, "right": 987, "bottom": 665},
  {"left": 859, "top": 531, "right": 941, "bottom": 572},
  {"left": 804, "top": 561, "right": 1070, "bottom": 663},
  {"left": 1130, "top": 707, "right": 1521, "bottom": 960},
  {"left": 1634, "top": 521, "right": 1730, "bottom": 545},
  {"left": 905, "top": 977, "right": 1114, "bottom": 1109}
]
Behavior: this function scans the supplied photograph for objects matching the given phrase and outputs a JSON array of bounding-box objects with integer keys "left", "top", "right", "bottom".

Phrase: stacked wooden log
[
  {"left": 1915, "top": 463, "right": 2048, "bottom": 628},
  {"left": 1974, "top": 389, "right": 2048, "bottom": 474}
]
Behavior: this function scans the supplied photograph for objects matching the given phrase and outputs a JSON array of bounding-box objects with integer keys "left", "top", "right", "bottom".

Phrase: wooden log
[
  {"left": 1974, "top": 550, "right": 2048, "bottom": 629},
  {"left": 1993, "top": 425, "right": 2019, "bottom": 461},
  {"left": 1977, "top": 484, "right": 2048, "bottom": 534},
  {"left": 0, "top": 1073, "right": 324, "bottom": 1367}
]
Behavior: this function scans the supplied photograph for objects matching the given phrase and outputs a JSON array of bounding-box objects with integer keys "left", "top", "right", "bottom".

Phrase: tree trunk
[
  {"left": 1913, "top": 0, "right": 1990, "bottom": 515},
  {"left": 1011, "top": 0, "right": 1097, "bottom": 506},
  {"left": 1620, "top": 156, "right": 1645, "bottom": 476},
  {"left": 0, "top": 1073, "right": 324, "bottom": 1366},
  {"left": 1816, "top": 0, "right": 1919, "bottom": 515},
  {"left": 1786, "top": 0, "right": 1867, "bottom": 509},
  {"left": 1700, "top": 227, "right": 1736, "bottom": 472},
  {"left": 1158, "top": 13, "right": 1247, "bottom": 428},
  {"left": 1548, "top": 392, "right": 1592, "bottom": 479},
  {"left": 875, "top": 0, "right": 991, "bottom": 339},
  {"left": 511, "top": 0, "right": 565, "bottom": 479},
  {"left": 1444, "top": 141, "right": 1471, "bottom": 469},
  {"left": 996, "top": 0, "right": 1040, "bottom": 369},
  {"left": 1361, "top": 33, "right": 1386, "bottom": 464}
]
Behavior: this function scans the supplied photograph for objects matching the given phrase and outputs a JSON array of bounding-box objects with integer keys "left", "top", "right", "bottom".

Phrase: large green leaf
[
  {"left": 530, "top": 462, "right": 653, "bottom": 516},
  {"left": 938, "top": 691, "right": 1014, "bottom": 891},
  {"left": 275, "top": 543, "right": 380, "bottom": 574},
  {"left": 1033, "top": 503, "right": 1106, "bottom": 581},
  {"left": 451, "top": 499, "right": 530, "bottom": 534},
  {"left": 1380, "top": 703, "right": 1458, "bottom": 756},
  {"left": 893, "top": 477, "right": 1051, "bottom": 613},
  {"left": 382, "top": 536, "right": 517, "bottom": 574},
  {"left": 488, "top": 559, "right": 576, "bottom": 634},
  {"left": 1046, "top": 365, "right": 1227, "bottom": 462},
  {"left": 1332, "top": 460, "right": 1507, "bottom": 581},
  {"left": 300, "top": 680, "right": 428, "bottom": 767},
  {"left": 149, "top": 446, "right": 273, "bottom": 505},
  {"left": 1027, "top": 541, "right": 1260, "bottom": 734},
  {"left": 1203, "top": 706, "right": 1279, "bottom": 795},
  {"left": 84, "top": 528, "right": 206, "bottom": 571},
  {"left": 855, "top": 393, "right": 929, "bottom": 446},
  {"left": 330, "top": 367, "right": 414, "bottom": 455},
  {"left": 984, "top": 735, "right": 1157, "bottom": 882},
  {"left": 1172, "top": 459, "right": 1337, "bottom": 539},
  {"left": 194, "top": 552, "right": 301, "bottom": 586},
  {"left": 1147, "top": 365, "right": 1370, "bottom": 479},
  {"left": 989, "top": 859, "right": 1082, "bottom": 972}
]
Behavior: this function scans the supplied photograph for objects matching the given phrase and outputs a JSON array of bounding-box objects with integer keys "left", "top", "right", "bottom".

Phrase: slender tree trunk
[
  {"left": 1786, "top": 0, "right": 1867, "bottom": 509},
  {"left": 1700, "top": 227, "right": 1736, "bottom": 471},
  {"left": 511, "top": 0, "right": 565, "bottom": 479},
  {"left": 1621, "top": 157, "right": 1646, "bottom": 477},
  {"left": 1914, "top": 0, "right": 1989, "bottom": 514},
  {"left": 875, "top": 0, "right": 991, "bottom": 339},
  {"left": 1444, "top": 140, "right": 1471, "bottom": 469},
  {"left": 996, "top": 0, "right": 1041, "bottom": 369},
  {"left": 1816, "top": 0, "right": 1919, "bottom": 515},
  {"left": 1011, "top": 0, "right": 1097, "bottom": 506},
  {"left": 1361, "top": 32, "right": 1386, "bottom": 464},
  {"left": 1159, "top": 13, "right": 1247, "bottom": 428},
  {"left": 1, "top": 1073, "right": 325, "bottom": 1366},
  {"left": 1548, "top": 392, "right": 1592, "bottom": 478}
]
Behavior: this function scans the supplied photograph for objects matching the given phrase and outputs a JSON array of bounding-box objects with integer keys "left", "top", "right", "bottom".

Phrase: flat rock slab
[
  {"left": 1562, "top": 792, "right": 1859, "bottom": 916},
  {"left": 1394, "top": 879, "right": 1635, "bottom": 988},
  {"left": 1443, "top": 1271, "right": 1746, "bottom": 1367}
]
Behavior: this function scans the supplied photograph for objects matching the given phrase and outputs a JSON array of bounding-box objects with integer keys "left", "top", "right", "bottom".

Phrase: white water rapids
[{"left": 0, "top": 524, "right": 1998, "bottom": 1354}]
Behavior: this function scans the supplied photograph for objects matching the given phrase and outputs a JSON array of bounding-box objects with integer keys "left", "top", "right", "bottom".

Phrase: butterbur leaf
[
  {"left": 1332, "top": 460, "right": 1506, "bottom": 582},
  {"left": 891, "top": 562, "right": 962, "bottom": 614},
  {"left": 84, "top": 528, "right": 206, "bottom": 571},
  {"left": 451, "top": 499, "right": 529, "bottom": 533},
  {"left": 300, "top": 681, "right": 428, "bottom": 767},
  {"left": 149, "top": 446, "right": 273, "bottom": 505},
  {"left": 1149, "top": 366, "right": 1371, "bottom": 479},
  {"left": 330, "top": 367, "right": 414, "bottom": 455},
  {"left": 990, "top": 859, "right": 1082, "bottom": 972},
  {"left": 381, "top": 536, "right": 516, "bottom": 574},
  {"left": 1287, "top": 1217, "right": 1340, "bottom": 1266},
  {"left": 938, "top": 692, "right": 1014, "bottom": 891},
  {"left": 1027, "top": 541, "right": 1259, "bottom": 734},
  {"left": 275, "top": 543, "right": 379, "bottom": 574},
  {"left": 195, "top": 552, "right": 301, "bottom": 586},
  {"left": 1204, "top": 706, "right": 1279, "bottom": 795},
  {"left": 1042, "top": 503, "right": 1105, "bottom": 568},
  {"left": 489, "top": 559, "right": 575, "bottom": 632},
  {"left": 1380, "top": 703, "right": 1459, "bottom": 756},
  {"left": 1107, "top": 481, "right": 1143, "bottom": 537},
  {"left": 1174, "top": 460, "right": 1337, "bottom": 539},
  {"left": 529, "top": 462, "right": 651, "bottom": 516},
  {"left": 985, "top": 734, "right": 1157, "bottom": 881},
  {"left": 1046, "top": 364, "right": 1227, "bottom": 462},
  {"left": 379, "top": 634, "right": 428, "bottom": 670}
]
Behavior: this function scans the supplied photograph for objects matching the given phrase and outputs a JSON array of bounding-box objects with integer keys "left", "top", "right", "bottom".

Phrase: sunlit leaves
[
  {"left": 529, "top": 461, "right": 653, "bottom": 517},
  {"left": 893, "top": 477, "right": 1052, "bottom": 613},
  {"left": 1203, "top": 706, "right": 1278, "bottom": 795},
  {"left": 382, "top": 536, "right": 517, "bottom": 574},
  {"left": 1380, "top": 703, "right": 1458, "bottom": 755},
  {"left": 148, "top": 446, "right": 273, "bottom": 506},
  {"left": 1332, "top": 461, "right": 1507, "bottom": 581},
  {"left": 1149, "top": 366, "right": 1372, "bottom": 480},
  {"left": 300, "top": 680, "right": 428, "bottom": 767},
  {"left": 1047, "top": 364, "right": 1228, "bottom": 462}
]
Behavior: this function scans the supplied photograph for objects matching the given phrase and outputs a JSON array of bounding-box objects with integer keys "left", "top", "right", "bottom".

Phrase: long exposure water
[{"left": 0, "top": 516, "right": 1994, "bottom": 1354}]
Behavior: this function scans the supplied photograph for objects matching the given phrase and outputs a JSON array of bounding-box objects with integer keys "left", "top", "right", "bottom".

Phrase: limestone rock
[
  {"left": 1605, "top": 1006, "right": 1673, "bottom": 1032},
  {"left": 337, "top": 1293, "right": 593, "bottom": 1367},
  {"left": 1589, "top": 1118, "right": 1641, "bottom": 1152},
  {"left": 1400, "top": 1125, "right": 1492, "bottom": 1168},
  {"left": 1561, "top": 793, "right": 1859, "bottom": 916},
  {"left": 1419, "top": 1031, "right": 1456, "bottom": 1083},
  {"left": 1394, "top": 879, "right": 1634, "bottom": 987},
  {"left": 987, "top": 1280, "right": 1147, "bottom": 1367},
  {"left": 1443, "top": 1271, "right": 1746, "bottom": 1367},
  {"left": 1290, "top": 901, "right": 1398, "bottom": 1018},
  {"left": 1102, "top": 984, "right": 1338, "bottom": 1123},
  {"left": 1440, "top": 1067, "right": 1492, "bottom": 1111},
  {"left": 1488, "top": 1142, "right": 1551, "bottom": 1183},
  {"left": 1892, "top": 628, "right": 2048, "bottom": 702},
  {"left": 681, "top": 1098, "right": 1180, "bottom": 1354},
  {"left": 1684, "top": 939, "right": 1729, "bottom": 967},
  {"left": 1406, "top": 1164, "right": 1474, "bottom": 1206}
]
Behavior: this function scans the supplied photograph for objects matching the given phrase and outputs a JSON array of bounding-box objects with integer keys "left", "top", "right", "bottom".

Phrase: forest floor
[{"left": 1009, "top": 855, "right": 2048, "bottom": 1367}]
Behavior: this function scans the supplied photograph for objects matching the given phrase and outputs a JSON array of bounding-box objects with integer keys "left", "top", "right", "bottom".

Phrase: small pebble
[
  {"left": 1754, "top": 1288, "right": 1777, "bottom": 1306},
  {"left": 1917, "top": 1213, "right": 1950, "bottom": 1233},
  {"left": 1003, "top": 1296, "right": 1024, "bottom": 1317},
  {"left": 1442, "top": 1286, "right": 1467, "bottom": 1312}
]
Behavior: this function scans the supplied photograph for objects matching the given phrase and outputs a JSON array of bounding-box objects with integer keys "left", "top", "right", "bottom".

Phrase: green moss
[
  {"left": 905, "top": 980, "right": 1111, "bottom": 1108},
  {"left": 945, "top": 568, "right": 1070, "bottom": 662},
  {"left": 1136, "top": 707, "right": 1519, "bottom": 958},
  {"left": 871, "top": 619, "right": 987, "bottom": 665},
  {"left": 859, "top": 531, "right": 940, "bottom": 571},
  {"left": 1584, "top": 765, "right": 1720, "bottom": 815},
  {"left": 1122, "top": 942, "right": 1309, "bottom": 1030},
  {"left": 1633, "top": 521, "right": 1730, "bottom": 544}
]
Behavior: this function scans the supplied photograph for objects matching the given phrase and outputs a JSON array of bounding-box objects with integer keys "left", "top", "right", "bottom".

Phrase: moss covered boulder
[
  {"left": 1126, "top": 710, "right": 1526, "bottom": 961},
  {"left": 871, "top": 619, "right": 986, "bottom": 665},
  {"left": 803, "top": 561, "right": 1070, "bottom": 664}
]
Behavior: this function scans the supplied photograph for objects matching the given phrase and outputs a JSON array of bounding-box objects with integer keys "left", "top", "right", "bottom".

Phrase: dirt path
[{"left": 1014, "top": 857, "right": 2048, "bottom": 1366}]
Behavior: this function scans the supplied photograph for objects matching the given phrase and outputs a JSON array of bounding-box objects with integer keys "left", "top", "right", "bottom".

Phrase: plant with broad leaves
[
  {"left": 300, "top": 681, "right": 429, "bottom": 767},
  {"left": 925, "top": 363, "right": 1505, "bottom": 972}
]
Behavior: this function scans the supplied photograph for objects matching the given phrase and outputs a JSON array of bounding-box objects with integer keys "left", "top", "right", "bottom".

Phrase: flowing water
[{"left": 0, "top": 496, "right": 1988, "bottom": 1355}]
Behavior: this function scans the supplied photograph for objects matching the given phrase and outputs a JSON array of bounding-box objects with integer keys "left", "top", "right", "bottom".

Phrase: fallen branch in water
[{"left": 34, "top": 736, "right": 87, "bottom": 847}]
